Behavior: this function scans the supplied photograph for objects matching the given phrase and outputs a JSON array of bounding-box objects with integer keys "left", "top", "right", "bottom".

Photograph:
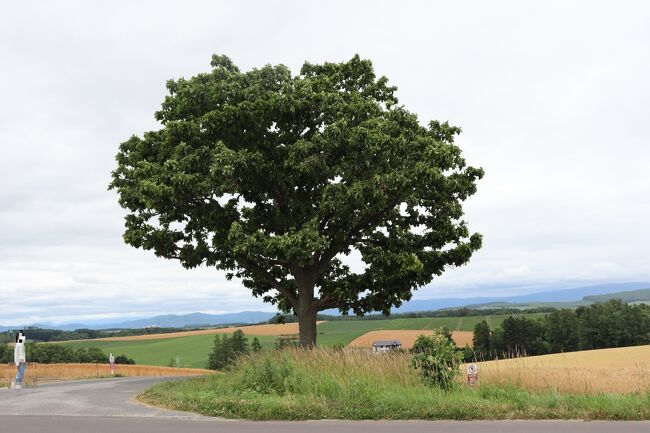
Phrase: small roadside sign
[{"left": 467, "top": 363, "right": 479, "bottom": 385}]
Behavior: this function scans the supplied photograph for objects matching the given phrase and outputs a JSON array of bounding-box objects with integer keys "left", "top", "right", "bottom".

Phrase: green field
[
  {"left": 63, "top": 334, "right": 278, "bottom": 368},
  {"left": 63, "top": 313, "right": 545, "bottom": 367},
  {"left": 316, "top": 313, "right": 545, "bottom": 346}
]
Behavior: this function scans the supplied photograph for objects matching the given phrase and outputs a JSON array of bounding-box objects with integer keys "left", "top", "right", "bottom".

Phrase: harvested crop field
[
  {"left": 347, "top": 330, "right": 474, "bottom": 349},
  {"left": 67, "top": 322, "right": 324, "bottom": 342},
  {"left": 478, "top": 344, "right": 650, "bottom": 394},
  {"left": 481, "top": 344, "right": 650, "bottom": 369},
  {"left": 0, "top": 363, "right": 212, "bottom": 387}
]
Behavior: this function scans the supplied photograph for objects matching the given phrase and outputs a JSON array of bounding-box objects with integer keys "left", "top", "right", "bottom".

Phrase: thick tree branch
[
  {"left": 316, "top": 295, "right": 340, "bottom": 311},
  {"left": 239, "top": 258, "right": 298, "bottom": 307}
]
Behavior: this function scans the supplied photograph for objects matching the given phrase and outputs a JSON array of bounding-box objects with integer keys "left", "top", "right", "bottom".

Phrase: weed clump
[{"left": 410, "top": 330, "right": 462, "bottom": 390}]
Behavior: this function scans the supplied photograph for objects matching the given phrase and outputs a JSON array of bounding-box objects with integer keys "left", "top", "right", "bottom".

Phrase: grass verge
[{"left": 139, "top": 348, "right": 650, "bottom": 420}]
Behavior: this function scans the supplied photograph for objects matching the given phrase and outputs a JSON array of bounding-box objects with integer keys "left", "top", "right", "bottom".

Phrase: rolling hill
[{"left": 584, "top": 288, "right": 650, "bottom": 303}]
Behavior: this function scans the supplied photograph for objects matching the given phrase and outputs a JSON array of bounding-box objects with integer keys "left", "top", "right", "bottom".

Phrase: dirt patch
[
  {"left": 63, "top": 322, "right": 325, "bottom": 342},
  {"left": 347, "top": 330, "right": 473, "bottom": 349}
]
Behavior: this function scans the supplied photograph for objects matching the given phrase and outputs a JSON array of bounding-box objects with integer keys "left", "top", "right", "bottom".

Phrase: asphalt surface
[{"left": 1, "top": 376, "right": 650, "bottom": 433}]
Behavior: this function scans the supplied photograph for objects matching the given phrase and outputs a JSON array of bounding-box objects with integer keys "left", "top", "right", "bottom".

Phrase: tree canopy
[{"left": 110, "top": 54, "right": 483, "bottom": 346}]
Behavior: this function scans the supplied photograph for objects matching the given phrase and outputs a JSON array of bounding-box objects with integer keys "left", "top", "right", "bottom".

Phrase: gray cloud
[{"left": 1, "top": 1, "right": 649, "bottom": 324}]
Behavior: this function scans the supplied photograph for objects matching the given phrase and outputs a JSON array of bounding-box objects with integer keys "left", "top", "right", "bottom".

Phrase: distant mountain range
[
  {"left": 391, "top": 282, "right": 650, "bottom": 312},
  {"left": 2, "top": 282, "right": 649, "bottom": 332},
  {"left": 106, "top": 311, "right": 276, "bottom": 329},
  {"left": 0, "top": 311, "right": 276, "bottom": 332}
]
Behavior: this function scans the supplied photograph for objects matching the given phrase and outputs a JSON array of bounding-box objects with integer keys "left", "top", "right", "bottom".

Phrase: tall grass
[
  {"left": 140, "top": 347, "right": 650, "bottom": 420},
  {"left": 0, "top": 363, "right": 212, "bottom": 387}
]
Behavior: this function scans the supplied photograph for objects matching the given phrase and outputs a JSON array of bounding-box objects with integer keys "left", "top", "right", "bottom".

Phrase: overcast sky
[{"left": 1, "top": 1, "right": 649, "bottom": 325}]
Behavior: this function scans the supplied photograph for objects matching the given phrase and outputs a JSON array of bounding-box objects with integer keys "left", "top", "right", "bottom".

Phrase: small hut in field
[{"left": 372, "top": 339, "right": 401, "bottom": 353}]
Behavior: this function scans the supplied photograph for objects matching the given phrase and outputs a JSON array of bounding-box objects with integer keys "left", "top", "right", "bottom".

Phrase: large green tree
[
  {"left": 472, "top": 320, "right": 493, "bottom": 359},
  {"left": 545, "top": 309, "right": 579, "bottom": 352},
  {"left": 110, "top": 55, "right": 483, "bottom": 346}
]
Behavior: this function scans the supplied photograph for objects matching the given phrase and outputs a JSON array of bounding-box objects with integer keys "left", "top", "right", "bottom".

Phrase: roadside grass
[{"left": 139, "top": 348, "right": 650, "bottom": 420}]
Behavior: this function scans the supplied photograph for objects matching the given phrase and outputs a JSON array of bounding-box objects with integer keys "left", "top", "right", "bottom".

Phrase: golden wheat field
[
  {"left": 61, "top": 321, "right": 325, "bottom": 343},
  {"left": 347, "top": 330, "right": 474, "bottom": 349},
  {"left": 477, "top": 344, "right": 650, "bottom": 394},
  {"left": 0, "top": 363, "right": 213, "bottom": 387}
]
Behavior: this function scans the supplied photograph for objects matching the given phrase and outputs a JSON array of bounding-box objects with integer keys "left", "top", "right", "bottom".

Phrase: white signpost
[{"left": 466, "top": 363, "right": 479, "bottom": 385}]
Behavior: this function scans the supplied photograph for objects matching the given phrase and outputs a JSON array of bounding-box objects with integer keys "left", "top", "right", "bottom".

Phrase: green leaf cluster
[{"left": 410, "top": 330, "right": 462, "bottom": 390}]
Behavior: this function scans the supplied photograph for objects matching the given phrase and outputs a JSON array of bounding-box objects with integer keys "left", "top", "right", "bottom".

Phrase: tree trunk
[
  {"left": 293, "top": 268, "right": 318, "bottom": 348},
  {"left": 295, "top": 273, "right": 318, "bottom": 347},
  {"left": 297, "top": 304, "right": 317, "bottom": 347}
]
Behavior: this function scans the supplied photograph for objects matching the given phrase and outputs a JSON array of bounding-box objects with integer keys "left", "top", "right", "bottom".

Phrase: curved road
[{"left": 1, "top": 377, "right": 649, "bottom": 433}]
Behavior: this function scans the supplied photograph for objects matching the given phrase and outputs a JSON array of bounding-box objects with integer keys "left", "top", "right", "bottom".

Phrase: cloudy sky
[{"left": 1, "top": 1, "right": 649, "bottom": 325}]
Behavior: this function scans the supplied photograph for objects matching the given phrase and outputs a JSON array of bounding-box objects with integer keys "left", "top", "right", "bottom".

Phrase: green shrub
[
  {"left": 251, "top": 337, "right": 262, "bottom": 353},
  {"left": 206, "top": 330, "right": 250, "bottom": 370},
  {"left": 0, "top": 343, "right": 10, "bottom": 363},
  {"left": 274, "top": 337, "right": 298, "bottom": 350},
  {"left": 410, "top": 330, "right": 462, "bottom": 390},
  {"left": 115, "top": 354, "right": 136, "bottom": 364}
]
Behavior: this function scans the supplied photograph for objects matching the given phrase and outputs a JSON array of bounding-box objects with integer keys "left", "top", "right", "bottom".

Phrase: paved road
[{"left": 1, "top": 377, "right": 649, "bottom": 433}]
